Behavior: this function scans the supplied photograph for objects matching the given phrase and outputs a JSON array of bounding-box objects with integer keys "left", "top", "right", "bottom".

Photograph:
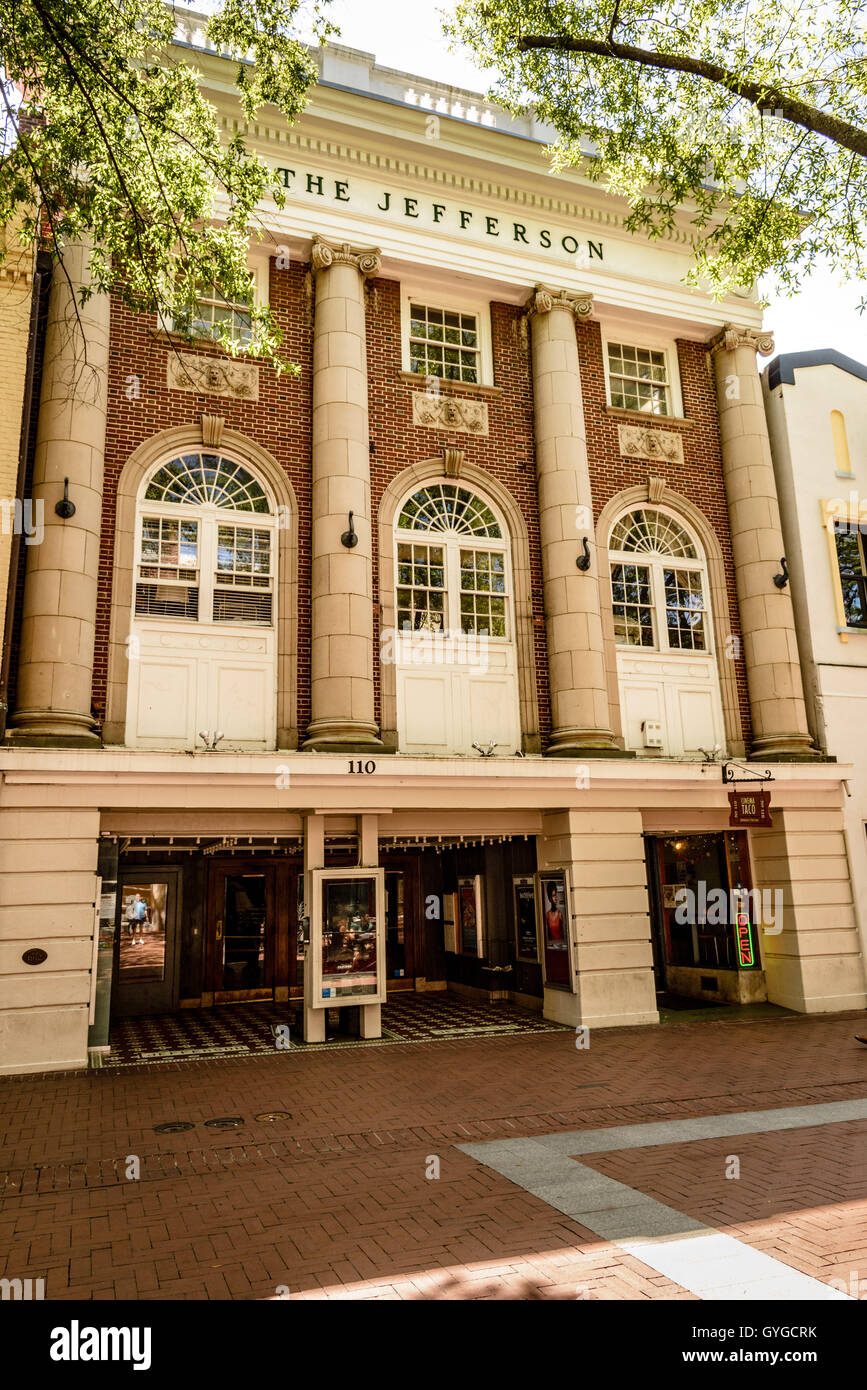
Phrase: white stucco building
[{"left": 764, "top": 349, "right": 867, "bottom": 958}]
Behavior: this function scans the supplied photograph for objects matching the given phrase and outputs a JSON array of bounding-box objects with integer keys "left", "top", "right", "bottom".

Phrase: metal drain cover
[
  {"left": 254, "top": 1111, "right": 292, "bottom": 1123},
  {"left": 153, "top": 1121, "right": 195, "bottom": 1134},
  {"left": 204, "top": 1116, "right": 245, "bottom": 1129}
]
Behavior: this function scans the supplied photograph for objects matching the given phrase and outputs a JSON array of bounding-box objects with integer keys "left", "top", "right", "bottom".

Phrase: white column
[
  {"left": 11, "top": 242, "right": 108, "bottom": 743},
  {"left": 710, "top": 325, "right": 816, "bottom": 759},
  {"left": 528, "top": 287, "right": 619, "bottom": 755},
  {"left": 304, "top": 236, "right": 382, "bottom": 751}
]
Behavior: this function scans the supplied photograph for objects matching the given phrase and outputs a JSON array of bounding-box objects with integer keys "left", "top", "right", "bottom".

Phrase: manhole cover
[
  {"left": 153, "top": 1121, "right": 195, "bottom": 1134},
  {"left": 203, "top": 1116, "right": 245, "bottom": 1129},
  {"left": 254, "top": 1111, "right": 292, "bottom": 1123}
]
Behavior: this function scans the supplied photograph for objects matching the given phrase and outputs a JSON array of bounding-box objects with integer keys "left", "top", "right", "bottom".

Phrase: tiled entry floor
[{"left": 103, "top": 992, "right": 566, "bottom": 1067}]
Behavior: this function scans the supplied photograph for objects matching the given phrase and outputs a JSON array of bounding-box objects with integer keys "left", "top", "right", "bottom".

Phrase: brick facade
[
  {"left": 577, "top": 320, "right": 753, "bottom": 749},
  {"left": 93, "top": 259, "right": 314, "bottom": 736},
  {"left": 366, "top": 279, "right": 551, "bottom": 745},
  {"left": 92, "top": 262, "right": 745, "bottom": 751}
]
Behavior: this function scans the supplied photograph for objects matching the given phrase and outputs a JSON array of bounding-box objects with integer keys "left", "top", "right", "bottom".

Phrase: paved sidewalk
[{"left": 2, "top": 1007, "right": 867, "bottom": 1300}]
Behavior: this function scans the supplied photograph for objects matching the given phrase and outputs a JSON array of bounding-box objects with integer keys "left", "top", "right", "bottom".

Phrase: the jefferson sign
[{"left": 273, "top": 166, "right": 605, "bottom": 264}]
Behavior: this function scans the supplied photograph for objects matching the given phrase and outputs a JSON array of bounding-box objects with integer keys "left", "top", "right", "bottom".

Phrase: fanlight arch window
[
  {"left": 609, "top": 506, "right": 709, "bottom": 653},
  {"left": 144, "top": 454, "right": 270, "bottom": 512},
  {"left": 395, "top": 483, "right": 509, "bottom": 637},
  {"left": 135, "top": 452, "right": 276, "bottom": 627}
]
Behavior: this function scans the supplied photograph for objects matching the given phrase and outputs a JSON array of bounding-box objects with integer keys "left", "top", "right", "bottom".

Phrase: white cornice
[{"left": 0, "top": 748, "right": 851, "bottom": 799}]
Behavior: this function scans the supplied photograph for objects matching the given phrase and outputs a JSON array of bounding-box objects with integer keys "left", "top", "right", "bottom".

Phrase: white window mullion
[
  {"left": 445, "top": 543, "right": 460, "bottom": 634},
  {"left": 651, "top": 561, "right": 668, "bottom": 653},
  {"left": 201, "top": 516, "right": 216, "bottom": 625}
]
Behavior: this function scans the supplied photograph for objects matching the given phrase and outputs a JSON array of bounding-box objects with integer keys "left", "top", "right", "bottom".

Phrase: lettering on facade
[
  {"left": 274, "top": 168, "right": 605, "bottom": 263},
  {"left": 166, "top": 354, "right": 260, "bottom": 401},
  {"left": 617, "top": 424, "right": 684, "bottom": 465},
  {"left": 412, "top": 393, "right": 489, "bottom": 435}
]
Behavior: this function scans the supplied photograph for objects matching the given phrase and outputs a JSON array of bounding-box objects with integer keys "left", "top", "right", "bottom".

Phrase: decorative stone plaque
[
  {"left": 412, "top": 393, "right": 488, "bottom": 435},
  {"left": 167, "top": 353, "right": 259, "bottom": 401},
  {"left": 617, "top": 423, "right": 684, "bottom": 465}
]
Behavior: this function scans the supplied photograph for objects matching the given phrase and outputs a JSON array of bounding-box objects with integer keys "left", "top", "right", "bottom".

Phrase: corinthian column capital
[
  {"left": 709, "top": 322, "right": 775, "bottom": 357},
  {"left": 310, "top": 235, "right": 381, "bottom": 278},
  {"left": 527, "top": 284, "right": 593, "bottom": 321}
]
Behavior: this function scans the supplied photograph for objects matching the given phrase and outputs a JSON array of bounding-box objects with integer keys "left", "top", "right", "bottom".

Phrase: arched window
[
  {"left": 127, "top": 452, "right": 278, "bottom": 750},
  {"left": 135, "top": 452, "right": 276, "bottom": 626},
  {"left": 391, "top": 480, "right": 520, "bottom": 755},
  {"left": 608, "top": 505, "right": 724, "bottom": 756},
  {"left": 395, "top": 483, "right": 509, "bottom": 638},
  {"left": 609, "top": 507, "right": 707, "bottom": 653}
]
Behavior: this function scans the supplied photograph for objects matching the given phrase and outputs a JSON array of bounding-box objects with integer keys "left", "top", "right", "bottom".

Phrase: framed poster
[
  {"left": 537, "top": 869, "right": 571, "bottom": 987},
  {"left": 513, "top": 877, "right": 538, "bottom": 961},
  {"left": 309, "top": 867, "right": 386, "bottom": 1008},
  {"left": 457, "top": 875, "right": 483, "bottom": 955}
]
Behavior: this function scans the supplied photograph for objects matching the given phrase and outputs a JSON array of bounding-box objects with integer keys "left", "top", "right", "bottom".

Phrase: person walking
[{"left": 128, "top": 892, "right": 149, "bottom": 946}]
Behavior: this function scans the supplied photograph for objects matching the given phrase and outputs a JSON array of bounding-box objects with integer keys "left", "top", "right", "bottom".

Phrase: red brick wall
[
  {"left": 93, "top": 260, "right": 314, "bottom": 735},
  {"left": 365, "top": 278, "right": 551, "bottom": 746},
  {"left": 94, "top": 266, "right": 746, "bottom": 752},
  {"left": 575, "top": 319, "right": 753, "bottom": 747}
]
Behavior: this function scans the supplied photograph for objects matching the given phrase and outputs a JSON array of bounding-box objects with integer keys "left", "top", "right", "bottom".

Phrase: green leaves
[
  {"left": 448, "top": 0, "right": 867, "bottom": 304},
  {"left": 0, "top": 0, "right": 335, "bottom": 370}
]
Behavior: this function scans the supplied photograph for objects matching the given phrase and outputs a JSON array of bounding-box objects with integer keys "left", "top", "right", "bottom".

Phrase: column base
[
  {"left": 302, "top": 719, "right": 384, "bottom": 754},
  {"left": 6, "top": 709, "right": 100, "bottom": 746},
  {"left": 545, "top": 727, "right": 633, "bottom": 758},
  {"left": 749, "top": 733, "right": 823, "bottom": 761}
]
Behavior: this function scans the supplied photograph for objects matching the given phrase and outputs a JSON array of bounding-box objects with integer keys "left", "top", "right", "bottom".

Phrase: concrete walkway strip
[{"left": 459, "top": 1099, "right": 865, "bottom": 1301}]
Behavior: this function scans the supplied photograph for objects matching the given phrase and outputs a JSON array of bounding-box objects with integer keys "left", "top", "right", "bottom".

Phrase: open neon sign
[{"left": 736, "top": 913, "right": 755, "bottom": 968}]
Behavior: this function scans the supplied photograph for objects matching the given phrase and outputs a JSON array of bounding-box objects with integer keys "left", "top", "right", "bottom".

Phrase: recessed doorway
[{"left": 204, "top": 858, "right": 301, "bottom": 1003}]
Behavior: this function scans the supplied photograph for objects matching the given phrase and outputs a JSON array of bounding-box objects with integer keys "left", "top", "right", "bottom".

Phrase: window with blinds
[
  {"left": 212, "top": 524, "right": 273, "bottom": 625},
  {"left": 135, "top": 517, "right": 200, "bottom": 620},
  {"left": 133, "top": 457, "right": 277, "bottom": 632}
]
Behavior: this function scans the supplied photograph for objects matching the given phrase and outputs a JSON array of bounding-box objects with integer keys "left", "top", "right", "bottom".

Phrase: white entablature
[{"left": 173, "top": 16, "right": 763, "bottom": 334}]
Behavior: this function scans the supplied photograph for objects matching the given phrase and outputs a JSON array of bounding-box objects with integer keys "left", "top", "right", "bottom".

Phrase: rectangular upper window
[
  {"left": 165, "top": 275, "right": 261, "bottom": 347},
  {"left": 607, "top": 342, "right": 671, "bottom": 415},
  {"left": 408, "top": 303, "right": 480, "bottom": 384},
  {"left": 186, "top": 284, "right": 252, "bottom": 346}
]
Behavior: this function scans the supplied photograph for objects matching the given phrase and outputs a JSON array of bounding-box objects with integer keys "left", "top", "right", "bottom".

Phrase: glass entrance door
[
  {"left": 209, "top": 863, "right": 277, "bottom": 1001},
  {"left": 112, "top": 869, "right": 181, "bottom": 1016}
]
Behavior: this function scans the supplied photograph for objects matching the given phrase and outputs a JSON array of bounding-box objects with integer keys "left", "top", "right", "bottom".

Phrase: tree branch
[{"left": 517, "top": 34, "right": 867, "bottom": 157}]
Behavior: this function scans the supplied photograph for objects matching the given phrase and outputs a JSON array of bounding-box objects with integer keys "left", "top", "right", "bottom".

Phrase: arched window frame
[
  {"left": 133, "top": 453, "right": 278, "bottom": 629},
  {"left": 608, "top": 504, "right": 714, "bottom": 656},
  {"left": 393, "top": 481, "right": 513, "bottom": 642}
]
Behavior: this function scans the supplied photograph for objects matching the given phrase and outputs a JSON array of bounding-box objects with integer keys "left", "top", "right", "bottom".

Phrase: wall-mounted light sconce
[
  {"left": 772, "top": 557, "right": 789, "bottom": 589},
  {"left": 54, "top": 478, "right": 76, "bottom": 520},
  {"left": 341, "top": 511, "right": 358, "bottom": 548},
  {"left": 576, "top": 537, "right": 591, "bottom": 571}
]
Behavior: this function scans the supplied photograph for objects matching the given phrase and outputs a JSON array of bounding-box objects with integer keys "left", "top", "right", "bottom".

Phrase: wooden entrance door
[
  {"left": 112, "top": 868, "right": 182, "bottom": 1017},
  {"left": 206, "top": 859, "right": 299, "bottom": 1003}
]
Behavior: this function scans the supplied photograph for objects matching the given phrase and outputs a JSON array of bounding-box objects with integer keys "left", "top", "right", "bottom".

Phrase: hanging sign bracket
[{"left": 721, "top": 762, "right": 775, "bottom": 785}]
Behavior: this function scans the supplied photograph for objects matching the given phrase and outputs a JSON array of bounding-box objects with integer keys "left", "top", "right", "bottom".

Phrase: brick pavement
[{"left": 2, "top": 1007, "right": 867, "bottom": 1300}]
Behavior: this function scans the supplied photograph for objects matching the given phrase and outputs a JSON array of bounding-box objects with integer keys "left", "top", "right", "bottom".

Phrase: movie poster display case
[
  {"left": 308, "top": 867, "right": 386, "bottom": 1008},
  {"left": 535, "top": 868, "right": 573, "bottom": 989}
]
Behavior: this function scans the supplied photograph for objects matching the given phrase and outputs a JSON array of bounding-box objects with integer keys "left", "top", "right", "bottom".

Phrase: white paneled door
[
  {"left": 393, "top": 482, "right": 521, "bottom": 757},
  {"left": 396, "top": 640, "right": 520, "bottom": 756},
  {"left": 126, "top": 453, "right": 277, "bottom": 750},
  {"left": 609, "top": 506, "right": 726, "bottom": 757}
]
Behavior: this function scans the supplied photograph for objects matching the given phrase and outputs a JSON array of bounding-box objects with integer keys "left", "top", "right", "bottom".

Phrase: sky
[{"left": 321, "top": 0, "right": 867, "bottom": 364}]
